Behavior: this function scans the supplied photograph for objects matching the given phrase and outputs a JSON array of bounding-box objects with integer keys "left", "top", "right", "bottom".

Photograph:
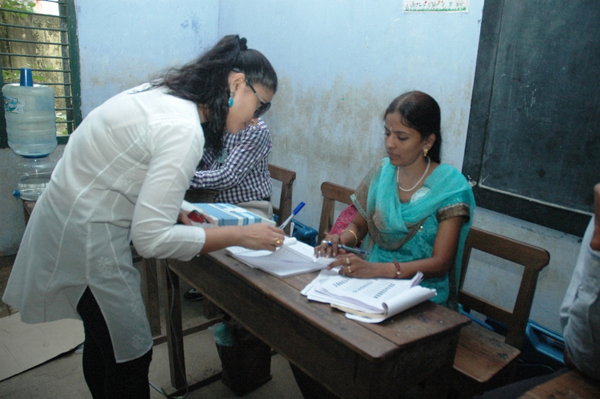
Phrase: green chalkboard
[{"left": 463, "top": 0, "right": 600, "bottom": 236}]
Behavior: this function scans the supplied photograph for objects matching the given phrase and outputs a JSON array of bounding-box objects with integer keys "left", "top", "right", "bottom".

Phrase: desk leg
[
  {"left": 141, "top": 258, "right": 161, "bottom": 337},
  {"left": 422, "top": 364, "right": 451, "bottom": 399},
  {"left": 421, "top": 335, "right": 457, "bottom": 399},
  {"left": 164, "top": 263, "right": 187, "bottom": 390}
]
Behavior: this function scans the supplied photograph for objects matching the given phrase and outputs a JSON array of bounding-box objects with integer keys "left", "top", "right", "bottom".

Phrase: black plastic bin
[{"left": 216, "top": 320, "right": 272, "bottom": 396}]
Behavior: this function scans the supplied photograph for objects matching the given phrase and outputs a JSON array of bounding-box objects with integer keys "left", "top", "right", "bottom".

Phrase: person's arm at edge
[
  {"left": 561, "top": 183, "right": 600, "bottom": 380},
  {"left": 200, "top": 223, "right": 284, "bottom": 254},
  {"left": 178, "top": 201, "right": 285, "bottom": 254}
]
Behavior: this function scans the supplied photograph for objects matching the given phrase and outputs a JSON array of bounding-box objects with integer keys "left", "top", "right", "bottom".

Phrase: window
[{"left": 0, "top": 0, "right": 81, "bottom": 147}]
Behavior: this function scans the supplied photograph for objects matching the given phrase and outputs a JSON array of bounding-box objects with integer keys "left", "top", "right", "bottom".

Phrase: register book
[
  {"left": 301, "top": 269, "right": 436, "bottom": 323},
  {"left": 226, "top": 237, "right": 335, "bottom": 278}
]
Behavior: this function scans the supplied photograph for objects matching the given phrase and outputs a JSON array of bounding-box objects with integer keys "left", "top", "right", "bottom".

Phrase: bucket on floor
[{"left": 215, "top": 320, "right": 272, "bottom": 396}]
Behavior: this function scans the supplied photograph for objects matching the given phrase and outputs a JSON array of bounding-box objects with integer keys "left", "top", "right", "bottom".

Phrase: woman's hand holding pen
[
  {"left": 315, "top": 234, "right": 345, "bottom": 257},
  {"left": 327, "top": 253, "right": 382, "bottom": 279}
]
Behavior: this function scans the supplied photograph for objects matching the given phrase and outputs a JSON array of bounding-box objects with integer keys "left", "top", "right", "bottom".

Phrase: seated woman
[{"left": 316, "top": 90, "right": 475, "bottom": 309}]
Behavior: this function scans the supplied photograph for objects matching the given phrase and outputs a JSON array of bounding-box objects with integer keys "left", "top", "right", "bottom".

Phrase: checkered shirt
[{"left": 190, "top": 118, "right": 272, "bottom": 204}]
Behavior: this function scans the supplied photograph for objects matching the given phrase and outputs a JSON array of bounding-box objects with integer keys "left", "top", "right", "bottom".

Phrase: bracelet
[
  {"left": 343, "top": 229, "right": 359, "bottom": 246},
  {"left": 393, "top": 260, "right": 402, "bottom": 278}
]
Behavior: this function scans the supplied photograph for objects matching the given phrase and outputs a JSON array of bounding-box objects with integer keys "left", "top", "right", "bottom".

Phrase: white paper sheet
[{"left": 226, "top": 237, "right": 335, "bottom": 277}]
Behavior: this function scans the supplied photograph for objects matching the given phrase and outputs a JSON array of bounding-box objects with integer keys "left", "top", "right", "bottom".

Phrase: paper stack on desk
[
  {"left": 226, "top": 237, "right": 335, "bottom": 278},
  {"left": 190, "top": 203, "right": 276, "bottom": 226},
  {"left": 301, "top": 269, "right": 436, "bottom": 323}
]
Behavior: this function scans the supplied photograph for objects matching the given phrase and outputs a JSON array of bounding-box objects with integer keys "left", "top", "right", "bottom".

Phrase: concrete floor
[
  {"left": 0, "top": 335, "right": 303, "bottom": 398},
  {"left": 0, "top": 256, "right": 304, "bottom": 399}
]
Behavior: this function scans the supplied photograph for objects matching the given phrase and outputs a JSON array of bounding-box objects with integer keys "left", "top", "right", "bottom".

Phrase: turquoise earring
[{"left": 228, "top": 93, "right": 234, "bottom": 107}]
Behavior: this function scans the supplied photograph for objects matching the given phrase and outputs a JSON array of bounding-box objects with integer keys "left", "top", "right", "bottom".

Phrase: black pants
[{"left": 77, "top": 287, "right": 152, "bottom": 399}]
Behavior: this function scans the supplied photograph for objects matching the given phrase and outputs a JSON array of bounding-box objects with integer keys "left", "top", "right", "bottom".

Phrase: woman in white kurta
[{"left": 3, "top": 35, "right": 283, "bottom": 399}]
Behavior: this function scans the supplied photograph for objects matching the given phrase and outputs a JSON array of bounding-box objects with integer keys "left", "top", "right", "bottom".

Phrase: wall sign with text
[{"left": 403, "top": 0, "right": 469, "bottom": 12}]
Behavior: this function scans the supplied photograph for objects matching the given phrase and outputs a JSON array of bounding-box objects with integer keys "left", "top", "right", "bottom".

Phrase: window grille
[{"left": 0, "top": 0, "right": 81, "bottom": 147}]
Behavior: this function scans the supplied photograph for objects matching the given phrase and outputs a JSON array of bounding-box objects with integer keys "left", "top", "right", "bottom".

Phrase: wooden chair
[
  {"left": 452, "top": 227, "right": 551, "bottom": 398},
  {"left": 268, "top": 163, "right": 296, "bottom": 233},
  {"left": 317, "top": 181, "right": 354, "bottom": 242}
]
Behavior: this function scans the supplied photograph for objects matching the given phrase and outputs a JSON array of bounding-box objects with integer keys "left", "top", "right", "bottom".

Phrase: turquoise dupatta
[{"left": 352, "top": 158, "right": 475, "bottom": 307}]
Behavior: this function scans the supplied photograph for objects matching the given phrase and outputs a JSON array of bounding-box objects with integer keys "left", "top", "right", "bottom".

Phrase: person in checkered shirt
[
  {"left": 185, "top": 118, "right": 273, "bottom": 301},
  {"left": 189, "top": 117, "right": 273, "bottom": 217}
]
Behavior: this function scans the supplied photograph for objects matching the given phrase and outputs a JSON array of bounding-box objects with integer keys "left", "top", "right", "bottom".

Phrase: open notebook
[{"left": 226, "top": 237, "right": 335, "bottom": 278}]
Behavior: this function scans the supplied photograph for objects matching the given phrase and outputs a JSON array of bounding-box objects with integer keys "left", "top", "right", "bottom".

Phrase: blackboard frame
[{"left": 462, "top": 0, "right": 593, "bottom": 237}]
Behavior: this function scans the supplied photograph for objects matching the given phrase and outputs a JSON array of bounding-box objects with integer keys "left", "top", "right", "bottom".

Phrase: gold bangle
[{"left": 343, "top": 229, "right": 359, "bottom": 246}]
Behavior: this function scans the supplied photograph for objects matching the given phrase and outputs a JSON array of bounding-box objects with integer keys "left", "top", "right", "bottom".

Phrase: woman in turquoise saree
[{"left": 316, "top": 91, "right": 475, "bottom": 308}]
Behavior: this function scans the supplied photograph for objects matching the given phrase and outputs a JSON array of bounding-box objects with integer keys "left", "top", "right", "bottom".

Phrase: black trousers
[{"left": 76, "top": 287, "right": 152, "bottom": 399}]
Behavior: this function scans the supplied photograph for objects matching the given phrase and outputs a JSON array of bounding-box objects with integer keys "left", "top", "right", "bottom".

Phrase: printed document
[{"left": 302, "top": 269, "right": 436, "bottom": 323}]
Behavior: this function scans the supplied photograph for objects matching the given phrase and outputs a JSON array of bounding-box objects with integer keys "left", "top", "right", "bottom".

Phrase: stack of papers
[
  {"left": 226, "top": 237, "right": 335, "bottom": 277},
  {"left": 191, "top": 203, "right": 276, "bottom": 226},
  {"left": 301, "top": 269, "right": 436, "bottom": 323}
]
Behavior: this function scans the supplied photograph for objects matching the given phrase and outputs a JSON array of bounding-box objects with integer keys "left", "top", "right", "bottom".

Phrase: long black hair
[
  {"left": 154, "top": 35, "right": 277, "bottom": 155},
  {"left": 384, "top": 91, "right": 442, "bottom": 163}
]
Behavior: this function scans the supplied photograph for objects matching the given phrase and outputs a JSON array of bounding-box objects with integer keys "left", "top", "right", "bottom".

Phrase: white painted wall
[
  {"left": 0, "top": 0, "right": 587, "bottom": 333},
  {"left": 75, "top": 0, "right": 220, "bottom": 116}
]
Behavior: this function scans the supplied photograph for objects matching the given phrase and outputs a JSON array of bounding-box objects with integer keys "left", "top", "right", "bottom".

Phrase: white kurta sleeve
[{"left": 130, "top": 117, "right": 207, "bottom": 260}]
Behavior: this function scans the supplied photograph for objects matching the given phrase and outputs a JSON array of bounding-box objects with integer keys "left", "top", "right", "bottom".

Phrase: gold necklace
[{"left": 396, "top": 157, "right": 431, "bottom": 192}]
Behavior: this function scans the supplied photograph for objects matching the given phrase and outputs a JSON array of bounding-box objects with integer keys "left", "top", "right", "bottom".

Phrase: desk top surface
[
  {"left": 171, "top": 249, "right": 470, "bottom": 363},
  {"left": 520, "top": 370, "right": 600, "bottom": 399}
]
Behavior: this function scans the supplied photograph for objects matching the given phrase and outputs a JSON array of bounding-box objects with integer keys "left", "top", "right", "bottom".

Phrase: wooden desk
[
  {"left": 519, "top": 369, "right": 600, "bottom": 399},
  {"left": 166, "top": 251, "right": 470, "bottom": 398}
]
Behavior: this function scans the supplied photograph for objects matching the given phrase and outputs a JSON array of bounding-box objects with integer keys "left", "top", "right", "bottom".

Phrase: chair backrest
[
  {"left": 459, "top": 227, "right": 550, "bottom": 350},
  {"left": 268, "top": 164, "right": 296, "bottom": 230},
  {"left": 318, "top": 181, "right": 354, "bottom": 242}
]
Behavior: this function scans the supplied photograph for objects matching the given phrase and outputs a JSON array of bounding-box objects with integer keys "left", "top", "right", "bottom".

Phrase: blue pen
[
  {"left": 321, "top": 240, "right": 370, "bottom": 256},
  {"left": 279, "top": 202, "right": 305, "bottom": 230}
]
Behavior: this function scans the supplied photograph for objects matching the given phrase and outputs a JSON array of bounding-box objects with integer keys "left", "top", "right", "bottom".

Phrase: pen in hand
[
  {"left": 321, "top": 240, "right": 370, "bottom": 256},
  {"left": 279, "top": 201, "right": 305, "bottom": 231}
]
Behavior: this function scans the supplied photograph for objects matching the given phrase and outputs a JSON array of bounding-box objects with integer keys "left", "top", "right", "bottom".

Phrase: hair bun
[{"left": 239, "top": 37, "right": 248, "bottom": 51}]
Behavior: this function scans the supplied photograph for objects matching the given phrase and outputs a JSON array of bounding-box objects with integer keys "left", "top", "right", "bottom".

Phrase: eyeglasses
[{"left": 245, "top": 79, "right": 271, "bottom": 118}]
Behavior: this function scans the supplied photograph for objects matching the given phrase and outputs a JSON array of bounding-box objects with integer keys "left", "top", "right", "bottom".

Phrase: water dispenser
[
  {"left": 3, "top": 68, "right": 57, "bottom": 201},
  {"left": 16, "top": 156, "right": 56, "bottom": 201}
]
